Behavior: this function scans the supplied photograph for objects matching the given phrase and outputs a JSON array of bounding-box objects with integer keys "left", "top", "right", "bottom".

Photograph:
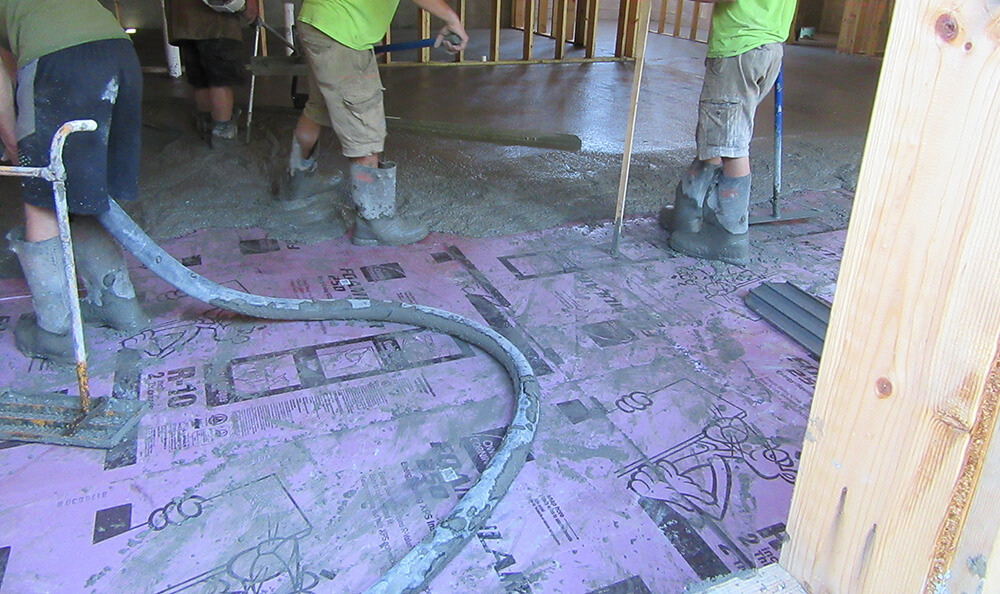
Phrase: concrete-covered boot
[
  {"left": 209, "top": 118, "right": 238, "bottom": 149},
  {"left": 7, "top": 228, "right": 74, "bottom": 364},
  {"left": 669, "top": 173, "right": 751, "bottom": 266},
  {"left": 276, "top": 136, "right": 342, "bottom": 208},
  {"left": 350, "top": 161, "right": 429, "bottom": 246},
  {"left": 658, "top": 158, "right": 721, "bottom": 233},
  {"left": 71, "top": 216, "right": 149, "bottom": 333}
]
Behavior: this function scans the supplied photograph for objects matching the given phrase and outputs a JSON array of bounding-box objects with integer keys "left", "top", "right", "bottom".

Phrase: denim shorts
[{"left": 16, "top": 38, "right": 141, "bottom": 214}]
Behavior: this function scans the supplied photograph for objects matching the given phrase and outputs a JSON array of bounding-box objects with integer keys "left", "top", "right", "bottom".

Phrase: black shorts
[
  {"left": 176, "top": 38, "right": 246, "bottom": 88},
  {"left": 16, "top": 38, "right": 142, "bottom": 215}
]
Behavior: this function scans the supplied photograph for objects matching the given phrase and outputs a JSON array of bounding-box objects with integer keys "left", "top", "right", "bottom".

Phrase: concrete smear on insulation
[{"left": 0, "top": 190, "right": 848, "bottom": 592}]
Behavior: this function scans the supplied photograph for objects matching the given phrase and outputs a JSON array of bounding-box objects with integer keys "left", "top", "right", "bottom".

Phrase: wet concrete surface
[{"left": 0, "top": 27, "right": 880, "bottom": 277}]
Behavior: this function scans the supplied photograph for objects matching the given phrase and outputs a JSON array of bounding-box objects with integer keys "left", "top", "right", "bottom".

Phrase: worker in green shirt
[
  {"left": 278, "top": 0, "right": 468, "bottom": 247},
  {"left": 0, "top": 0, "right": 149, "bottom": 363},
  {"left": 661, "top": 0, "right": 796, "bottom": 266}
]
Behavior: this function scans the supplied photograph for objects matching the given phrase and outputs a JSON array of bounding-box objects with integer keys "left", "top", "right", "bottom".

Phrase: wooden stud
[
  {"left": 574, "top": 0, "right": 590, "bottom": 47},
  {"left": 539, "top": 0, "right": 550, "bottom": 34},
  {"left": 672, "top": 0, "right": 683, "bottom": 37},
  {"left": 491, "top": 0, "right": 502, "bottom": 60},
  {"left": 780, "top": 0, "right": 1000, "bottom": 591},
  {"left": 257, "top": 0, "right": 268, "bottom": 56},
  {"left": 554, "top": 0, "right": 569, "bottom": 59},
  {"left": 585, "top": 0, "right": 600, "bottom": 58},
  {"left": 523, "top": 0, "right": 537, "bottom": 60},
  {"left": 657, "top": 0, "right": 669, "bottom": 34},
  {"left": 419, "top": 8, "right": 431, "bottom": 63},
  {"left": 513, "top": 0, "right": 525, "bottom": 29},
  {"left": 566, "top": 0, "right": 578, "bottom": 43},
  {"left": 456, "top": 0, "right": 466, "bottom": 62},
  {"left": 688, "top": 1, "right": 700, "bottom": 41},
  {"left": 615, "top": 0, "right": 633, "bottom": 56},
  {"left": 609, "top": 0, "right": 652, "bottom": 254},
  {"left": 381, "top": 30, "right": 392, "bottom": 64}
]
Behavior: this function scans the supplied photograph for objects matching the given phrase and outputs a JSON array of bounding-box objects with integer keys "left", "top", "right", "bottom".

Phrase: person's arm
[
  {"left": 407, "top": 0, "right": 469, "bottom": 53},
  {"left": 0, "top": 47, "right": 18, "bottom": 164}
]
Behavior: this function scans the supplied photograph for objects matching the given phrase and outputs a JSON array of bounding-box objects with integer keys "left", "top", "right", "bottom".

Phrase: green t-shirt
[
  {"left": 0, "top": 0, "right": 127, "bottom": 68},
  {"left": 299, "top": 0, "right": 401, "bottom": 51},
  {"left": 707, "top": 0, "right": 796, "bottom": 58}
]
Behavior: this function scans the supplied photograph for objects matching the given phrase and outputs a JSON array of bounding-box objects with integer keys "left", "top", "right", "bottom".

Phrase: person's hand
[
  {"left": 240, "top": 0, "right": 259, "bottom": 24},
  {"left": 1, "top": 135, "right": 17, "bottom": 165},
  {"left": 435, "top": 20, "right": 468, "bottom": 54}
]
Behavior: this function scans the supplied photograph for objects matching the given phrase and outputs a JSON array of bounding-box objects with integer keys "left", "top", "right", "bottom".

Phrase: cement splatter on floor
[{"left": 0, "top": 193, "right": 846, "bottom": 592}]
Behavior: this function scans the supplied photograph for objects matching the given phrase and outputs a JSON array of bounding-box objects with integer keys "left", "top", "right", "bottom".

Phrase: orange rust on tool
[{"left": 76, "top": 362, "right": 91, "bottom": 413}]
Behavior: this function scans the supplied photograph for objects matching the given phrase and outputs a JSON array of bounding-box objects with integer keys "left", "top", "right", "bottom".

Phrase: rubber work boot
[
  {"left": 350, "top": 161, "right": 428, "bottom": 246},
  {"left": 6, "top": 228, "right": 74, "bottom": 364},
  {"left": 71, "top": 216, "right": 149, "bottom": 333},
  {"left": 669, "top": 173, "right": 751, "bottom": 266},
  {"left": 658, "top": 158, "right": 722, "bottom": 233},
  {"left": 276, "top": 136, "right": 342, "bottom": 208},
  {"left": 209, "top": 118, "right": 238, "bottom": 149}
]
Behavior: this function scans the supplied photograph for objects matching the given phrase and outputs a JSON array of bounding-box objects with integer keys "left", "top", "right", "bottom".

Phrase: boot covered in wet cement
[
  {"left": 669, "top": 173, "right": 751, "bottom": 266},
  {"left": 7, "top": 228, "right": 74, "bottom": 364},
  {"left": 350, "top": 161, "right": 429, "bottom": 246},
  {"left": 277, "top": 136, "right": 342, "bottom": 208},
  {"left": 71, "top": 216, "right": 149, "bottom": 333},
  {"left": 658, "top": 159, "right": 721, "bottom": 233}
]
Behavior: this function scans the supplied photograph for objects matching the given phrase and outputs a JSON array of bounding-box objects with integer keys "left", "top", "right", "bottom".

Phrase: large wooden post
[{"left": 780, "top": 0, "right": 1000, "bottom": 590}]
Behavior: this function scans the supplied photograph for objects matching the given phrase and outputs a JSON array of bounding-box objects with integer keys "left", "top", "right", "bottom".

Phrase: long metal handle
[
  {"left": 772, "top": 66, "right": 783, "bottom": 219},
  {"left": 0, "top": 119, "right": 97, "bottom": 411}
]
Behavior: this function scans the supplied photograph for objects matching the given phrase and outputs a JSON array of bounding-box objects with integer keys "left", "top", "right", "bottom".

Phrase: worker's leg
[
  {"left": 10, "top": 38, "right": 149, "bottom": 363},
  {"left": 179, "top": 42, "right": 213, "bottom": 137},
  {"left": 294, "top": 23, "right": 428, "bottom": 245},
  {"left": 669, "top": 44, "right": 783, "bottom": 266},
  {"left": 185, "top": 38, "right": 245, "bottom": 148},
  {"left": 192, "top": 86, "right": 235, "bottom": 136}
]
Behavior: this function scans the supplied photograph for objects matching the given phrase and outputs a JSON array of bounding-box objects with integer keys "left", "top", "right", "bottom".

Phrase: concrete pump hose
[{"left": 98, "top": 200, "right": 541, "bottom": 594}]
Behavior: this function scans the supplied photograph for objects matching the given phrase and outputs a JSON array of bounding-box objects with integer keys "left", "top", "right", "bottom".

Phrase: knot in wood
[
  {"left": 935, "top": 13, "right": 959, "bottom": 42},
  {"left": 876, "top": 377, "right": 893, "bottom": 398}
]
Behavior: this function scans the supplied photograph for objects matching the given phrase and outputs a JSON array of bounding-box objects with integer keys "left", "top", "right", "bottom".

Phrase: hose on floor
[{"left": 98, "top": 200, "right": 540, "bottom": 594}]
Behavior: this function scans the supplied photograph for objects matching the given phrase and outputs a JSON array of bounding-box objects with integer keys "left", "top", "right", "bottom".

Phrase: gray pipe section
[{"left": 98, "top": 200, "right": 540, "bottom": 593}]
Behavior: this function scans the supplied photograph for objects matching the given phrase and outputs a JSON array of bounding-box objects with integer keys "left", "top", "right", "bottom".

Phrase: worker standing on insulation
[
  {"left": 660, "top": 0, "right": 796, "bottom": 265},
  {"left": 0, "top": 0, "right": 149, "bottom": 363},
  {"left": 165, "top": 0, "right": 258, "bottom": 148},
  {"left": 278, "top": 0, "right": 468, "bottom": 246}
]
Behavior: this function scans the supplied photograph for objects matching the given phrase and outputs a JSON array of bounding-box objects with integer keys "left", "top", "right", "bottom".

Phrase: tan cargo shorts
[
  {"left": 298, "top": 22, "right": 386, "bottom": 157},
  {"left": 696, "top": 43, "right": 783, "bottom": 160}
]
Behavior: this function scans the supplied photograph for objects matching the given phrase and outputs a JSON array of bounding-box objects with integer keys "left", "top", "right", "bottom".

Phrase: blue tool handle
[
  {"left": 373, "top": 33, "right": 462, "bottom": 54},
  {"left": 772, "top": 66, "right": 783, "bottom": 217}
]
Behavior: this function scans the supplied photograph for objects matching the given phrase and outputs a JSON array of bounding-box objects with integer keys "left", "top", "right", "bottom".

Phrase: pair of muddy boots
[
  {"left": 280, "top": 141, "right": 428, "bottom": 246},
  {"left": 7, "top": 217, "right": 148, "bottom": 365},
  {"left": 660, "top": 159, "right": 751, "bottom": 266}
]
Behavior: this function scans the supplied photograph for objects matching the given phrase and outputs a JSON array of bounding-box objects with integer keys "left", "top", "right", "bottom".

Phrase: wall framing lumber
[
  {"left": 523, "top": 0, "right": 537, "bottom": 59},
  {"left": 491, "top": 0, "right": 503, "bottom": 60},
  {"left": 780, "top": 0, "right": 1000, "bottom": 591},
  {"left": 419, "top": 9, "right": 431, "bottom": 62},
  {"left": 554, "top": 0, "right": 569, "bottom": 58}
]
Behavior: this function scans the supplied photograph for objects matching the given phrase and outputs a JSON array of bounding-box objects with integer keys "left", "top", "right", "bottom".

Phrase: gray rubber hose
[{"left": 98, "top": 200, "right": 540, "bottom": 593}]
